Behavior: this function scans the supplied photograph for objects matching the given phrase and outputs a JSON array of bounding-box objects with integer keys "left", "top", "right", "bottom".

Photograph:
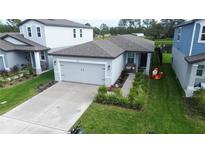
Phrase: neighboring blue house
[{"left": 172, "top": 19, "right": 205, "bottom": 97}]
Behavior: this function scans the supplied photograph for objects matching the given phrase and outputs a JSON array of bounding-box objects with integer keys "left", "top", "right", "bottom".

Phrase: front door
[{"left": 140, "top": 53, "right": 147, "bottom": 67}]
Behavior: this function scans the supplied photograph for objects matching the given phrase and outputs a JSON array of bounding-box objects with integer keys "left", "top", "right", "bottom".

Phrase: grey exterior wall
[
  {"left": 172, "top": 47, "right": 191, "bottom": 90},
  {"left": 0, "top": 50, "right": 30, "bottom": 69},
  {"left": 0, "top": 56, "right": 4, "bottom": 70}
]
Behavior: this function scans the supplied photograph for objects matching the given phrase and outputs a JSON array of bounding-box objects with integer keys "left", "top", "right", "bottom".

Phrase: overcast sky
[
  {"left": 71, "top": 19, "right": 120, "bottom": 27},
  {"left": 1, "top": 19, "right": 120, "bottom": 28}
]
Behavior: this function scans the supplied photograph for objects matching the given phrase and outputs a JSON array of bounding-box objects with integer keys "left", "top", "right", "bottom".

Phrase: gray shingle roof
[
  {"left": 0, "top": 33, "right": 49, "bottom": 52},
  {"left": 18, "top": 19, "right": 93, "bottom": 29},
  {"left": 49, "top": 40, "right": 123, "bottom": 58},
  {"left": 49, "top": 34, "right": 154, "bottom": 58},
  {"left": 185, "top": 53, "right": 205, "bottom": 64},
  {"left": 110, "top": 34, "right": 154, "bottom": 52}
]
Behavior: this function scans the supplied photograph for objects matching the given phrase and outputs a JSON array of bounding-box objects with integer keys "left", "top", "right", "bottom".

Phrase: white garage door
[{"left": 60, "top": 61, "right": 105, "bottom": 85}]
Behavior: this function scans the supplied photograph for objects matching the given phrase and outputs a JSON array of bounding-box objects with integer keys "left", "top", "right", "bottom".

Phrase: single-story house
[{"left": 49, "top": 34, "right": 154, "bottom": 86}]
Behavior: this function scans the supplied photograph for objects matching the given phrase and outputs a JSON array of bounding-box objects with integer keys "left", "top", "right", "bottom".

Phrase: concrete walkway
[
  {"left": 0, "top": 82, "right": 98, "bottom": 134},
  {"left": 121, "top": 73, "right": 135, "bottom": 96}
]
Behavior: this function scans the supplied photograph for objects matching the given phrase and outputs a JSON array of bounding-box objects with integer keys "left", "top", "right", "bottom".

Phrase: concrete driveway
[{"left": 0, "top": 82, "right": 98, "bottom": 134}]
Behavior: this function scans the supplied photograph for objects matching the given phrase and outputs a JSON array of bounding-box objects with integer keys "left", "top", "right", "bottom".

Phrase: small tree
[
  {"left": 100, "top": 23, "right": 109, "bottom": 39},
  {"left": 85, "top": 23, "right": 91, "bottom": 27}
]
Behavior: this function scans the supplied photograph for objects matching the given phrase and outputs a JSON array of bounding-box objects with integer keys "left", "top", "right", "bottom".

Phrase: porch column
[
  {"left": 34, "top": 51, "right": 42, "bottom": 75},
  {"left": 29, "top": 52, "right": 34, "bottom": 67},
  {"left": 186, "top": 64, "right": 198, "bottom": 97},
  {"left": 145, "top": 53, "right": 152, "bottom": 75}
]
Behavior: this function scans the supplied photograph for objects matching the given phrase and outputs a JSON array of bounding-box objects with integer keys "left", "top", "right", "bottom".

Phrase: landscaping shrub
[
  {"left": 0, "top": 70, "right": 9, "bottom": 77},
  {"left": 193, "top": 89, "right": 205, "bottom": 113},
  {"left": 0, "top": 80, "right": 4, "bottom": 87},
  {"left": 95, "top": 73, "right": 148, "bottom": 110},
  {"left": 11, "top": 65, "right": 20, "bottom": 74},
  {"left": 98, "top": 86, "right": 108, "bottom": 94}
]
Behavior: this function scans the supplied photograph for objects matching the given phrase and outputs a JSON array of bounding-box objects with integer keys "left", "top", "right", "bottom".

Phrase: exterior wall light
[{"left": 108, "top": 65, "right": 111, "bottom": 70}]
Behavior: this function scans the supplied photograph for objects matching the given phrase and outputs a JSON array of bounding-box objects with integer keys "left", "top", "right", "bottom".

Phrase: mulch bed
[
  {"left": 0, "top": 75, "right": 34, "bottom": 88},
  {"left": 108, "top": 71, "right": 129, "bottom": 91}
]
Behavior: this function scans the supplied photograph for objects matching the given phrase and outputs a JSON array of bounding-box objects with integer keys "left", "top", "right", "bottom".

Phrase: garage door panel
[{"left": 60, "top": 61, "right": 105, "bottom": 85}]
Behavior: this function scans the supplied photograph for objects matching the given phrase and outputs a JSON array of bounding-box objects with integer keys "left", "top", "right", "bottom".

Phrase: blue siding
[
  {"left": 192, "top": 23, "right": 205, "bottom": 55},
  {"left": 173, "top": 24, "right": 194, "bottom": 56}
]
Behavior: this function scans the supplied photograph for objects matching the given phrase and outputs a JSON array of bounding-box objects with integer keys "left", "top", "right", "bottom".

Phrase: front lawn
[
  {"left": 0, "top": 70, "right": 54, "bottom": 115},
  {"left": 77, "top": 54, "right": 205, "bottom": 133}
]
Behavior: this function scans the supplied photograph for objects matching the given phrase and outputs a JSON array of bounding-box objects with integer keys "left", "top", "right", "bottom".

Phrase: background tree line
[
  {"left": 0, "top": 19, "right": 186, "bottom": 40},
  {"left": 0, "top": 19, "right": 21, "bottom": 33},
  {"left": 91, "top": 19, "right": 186, "bottom": 39}
]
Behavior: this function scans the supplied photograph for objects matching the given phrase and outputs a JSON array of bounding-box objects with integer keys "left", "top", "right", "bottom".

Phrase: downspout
[{"left": 189, "top": 22, "right": 197, "bottom": 56}]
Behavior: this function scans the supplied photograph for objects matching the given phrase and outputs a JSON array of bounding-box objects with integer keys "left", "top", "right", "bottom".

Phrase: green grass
[
  {"left": 163, "top": 53, "right": 172, "bottom": 64},
  {"left": 77, "top": 54, "right": 205, "bottom": 134},
  {"left": 0, "top": 70, "right": 54, "bottom": 115},
  {"left": 155, "top": 38, "right": 173, "bottom": 46}
]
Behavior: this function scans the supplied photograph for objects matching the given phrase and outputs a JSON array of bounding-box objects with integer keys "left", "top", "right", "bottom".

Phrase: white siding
[
  {"left": 19, "top": 20, "right": 93, "bottom": 49},
  {"left": 172, "top": 47, "right": 190, "bottom": 89},
  {"left": 19, "top": 20, "right": 47, "bottom": 46},
  {"left": 44, "top": 26, "right": 93, "bottom": 48},
  {"left": 4, "top": 37, "right": 27, "bottom": 45},
  {"left": 111, "top": 54, "right": 125, "bottom": 84}
]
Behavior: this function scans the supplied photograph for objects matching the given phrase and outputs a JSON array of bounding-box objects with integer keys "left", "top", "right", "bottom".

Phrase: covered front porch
[
  {"left": 29, "top": 51, "right": 49, "bottom": 75},
  {"left": 186, "top": 63, "right": 205, "bottom": 96},
  {"left": 124, "top": 51, "right": 152, "bottom": 75}
]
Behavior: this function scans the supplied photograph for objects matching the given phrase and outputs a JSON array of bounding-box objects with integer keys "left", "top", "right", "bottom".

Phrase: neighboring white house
[
  {"left": 18, "top": 19, "right": 93, "bottom": 48},
  {"left": 0, "top": 19, "right": 93, "bottom": 75}
]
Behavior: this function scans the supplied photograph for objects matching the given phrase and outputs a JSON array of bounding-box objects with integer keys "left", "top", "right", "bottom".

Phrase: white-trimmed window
[
  {"left": 80, "top": 29, "right": 82, "bottom": 38},
  {"left": 73, "top": 29, "right": 76, "bottom": 38},
  {"left": 177, "top": 27, "right": 182, "bottom": 41},
  {"left": 37, "top": 27, "right": 41, "bottom": 37},
  {"left": 199, "top": 26, "right": 205, "bottom": 41},
  {"left": 127, "top": 52, "right": 135, "bottom": 64},
  {"left": 196, "top": 65, "right": 205, "bottom": 77},
  {"left": 40, "top": 51, "right": 46, "bottom": 61},
  {"left": 27, "top": 27, "right": 32, "bottom": 37}
]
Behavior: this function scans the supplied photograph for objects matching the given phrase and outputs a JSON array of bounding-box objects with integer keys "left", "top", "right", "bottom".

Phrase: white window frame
[
  {"left": 0, "top": 55, "right": 9, "bottom": 71},
  {"left": 127, "top": 52, "right": 135, "bottom": 64},
  {"left": 198, "top": 25, "right": 205, "bottom": 43},
  {"left": 40, "top": 51, "right": 46, "bottom": 61},
  {"left": 73, "top": 29, "right": 76, "bottom": 38},
  {"left": 80, "top": 29, "right": 82, "bottom": 38},
  {"left": 176, "top": 27, "right": 182, "bottom": 41},
  {"left": 36, "top": 27, "right": 41, "bottom": 37},
  {"left": 27, "top": 27, "right": 32, "bottom": 37},
  {"left": 196, "top": 64, "right": 205, "bottom": 78}
]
